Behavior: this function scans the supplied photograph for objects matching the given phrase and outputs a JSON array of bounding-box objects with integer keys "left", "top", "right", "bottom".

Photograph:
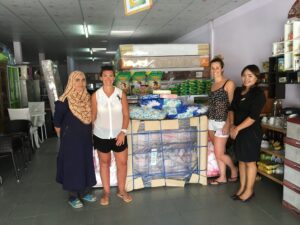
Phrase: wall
[
  {"left": 75, "top": 61, "right": 102, "bottom": 74},
  {"left": 175, "top": 0, "right": 300, "bottom": 107}
]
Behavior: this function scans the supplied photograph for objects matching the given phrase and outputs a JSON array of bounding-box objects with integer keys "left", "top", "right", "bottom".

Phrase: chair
[
  {"left": 7, "top": 108, "right": 40, "bottom": 149},
  {"left": 0, "top": 136, "right": 22, "bottom": 182},
  {"left": 4, "top": 120, "right": 33, "bottom": 163},
  {"left": 28, "top": 102, "right": 47, "bottom": 142}
]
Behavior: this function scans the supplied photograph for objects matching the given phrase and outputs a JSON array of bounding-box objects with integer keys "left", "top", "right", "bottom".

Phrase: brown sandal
[
  {"left": 117, "top": 192, "right": 133, "bottom": 203},
  {"left": 100, "top": 193, "right": 110, "bottom": 206}
]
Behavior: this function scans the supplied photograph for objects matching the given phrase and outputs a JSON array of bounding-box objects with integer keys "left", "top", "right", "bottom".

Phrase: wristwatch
[{"left": 121, "top": 129, "right": 127, "bottom": 135}]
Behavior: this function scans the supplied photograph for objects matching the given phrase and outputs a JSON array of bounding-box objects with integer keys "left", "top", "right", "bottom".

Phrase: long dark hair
[{"left": 241, "top": 64, "right": 260, "bottom": 90}]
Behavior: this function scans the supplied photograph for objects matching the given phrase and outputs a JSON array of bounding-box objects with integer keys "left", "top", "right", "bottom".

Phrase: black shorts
[{"left": 93, "top": 135, "right": 128, "bottom": 153}]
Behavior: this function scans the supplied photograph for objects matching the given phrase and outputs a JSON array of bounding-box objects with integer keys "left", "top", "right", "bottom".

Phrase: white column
[
  {"left": 39, "top": 52, "right": 45, "bottom": 64},
  {"left": 13, "top": 41, "right": 23, "bottom": 64},
  {"left": 209, "top": 20, "right": 214, "bottom": 59},
  {"left": 67, "top": 56, "right": 75, "bottom": 75}
]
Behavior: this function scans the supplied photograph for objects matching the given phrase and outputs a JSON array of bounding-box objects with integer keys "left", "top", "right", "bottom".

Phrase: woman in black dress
[
  {"left": 229, "top": 65, "right": 266, "bottom": 202},
  {"left": 54, "top": 71, "right": 97, "bottom": 208}
]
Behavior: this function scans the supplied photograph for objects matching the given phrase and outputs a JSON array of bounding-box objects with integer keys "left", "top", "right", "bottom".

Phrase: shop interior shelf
[
  {"left": 257, "top": 169, "right": 283, "bottom": 185},
  {"left": 261, "top": 147, "right": 285, "bottom": 159},
  {"left": 261, "top": 123, "right": 286, "bottom": 134}
]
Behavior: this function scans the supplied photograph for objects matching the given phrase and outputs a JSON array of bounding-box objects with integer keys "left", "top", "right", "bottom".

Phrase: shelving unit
[
  {"left": 261, "top": 122, "right": 286, "bottom": 134},
  {"left": 257, "top": 169, "right": 284, "bottom": 185},
  {"left": 258, "top": 123, "right": 286, "bottom": 185},
  {"left": 261, "top": 147, "right": 284, "bottom": 159},
  {"left": 283, "top": 20, "right": 300, "bottom": 71}
]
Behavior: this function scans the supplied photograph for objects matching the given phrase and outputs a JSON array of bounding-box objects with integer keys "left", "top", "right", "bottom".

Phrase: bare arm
[
  {"left": 54, "top": 127, "right": 61, "bottom": 137},
  {"left": 121, "top": 91, "right": 129, "bottom": 130},
  {"left": 230, "top": 117, "right": 255, "bottom": 140},
  {"left": 223, "top": 80, "right": 236, "bottom": 134},
  {"left": 116, "top": 91, "right": 129, "bottom": 146}
]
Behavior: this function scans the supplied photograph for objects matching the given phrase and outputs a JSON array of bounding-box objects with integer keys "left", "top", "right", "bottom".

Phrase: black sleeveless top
[{"left": 208, "top": 80, "right": 230, "bottom": 121}]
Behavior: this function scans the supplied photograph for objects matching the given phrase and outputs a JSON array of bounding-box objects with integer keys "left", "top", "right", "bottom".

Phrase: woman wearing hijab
[{"left": 54, "top": 71, "right": 96, "bottom": 208}]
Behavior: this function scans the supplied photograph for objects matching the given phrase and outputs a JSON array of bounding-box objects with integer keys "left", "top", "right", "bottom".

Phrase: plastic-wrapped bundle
[
  {"left": 139, "top": 99, "right": 164, "bottom": 109},
  {"left": 130, "top": 106, "right": 167, "bottom": 120},
  {"left": 140, "top": 94, "right": 160, "bottom": 100},
  {"left": 193, "top": 105, "right": 208, "bottom": 116},
  {"left": 163, "top": 144, "right": 198, "bottom": 180},
  {"left": 207, "top": 141, "right": 219, "bottom": 177},
  {"left": 139, "top": 94, "right": 163, "bottom": 109},
  {"left": 162, "top": 129, "right": 197, "bottom": 145},
  {"left": 162, "top": 98, "right": 182, "bottom": 108},
  {"left": 133, "top": 149, "right": 164, "bottom": 187},
  {"left": 132, "top": 132, "right": 161, "bottom": 154},
  {"left": 166, "top": 104, "right": 208, "bottom": 119}
]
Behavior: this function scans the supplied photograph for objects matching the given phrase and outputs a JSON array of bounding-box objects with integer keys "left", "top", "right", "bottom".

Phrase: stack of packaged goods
[
  {"left": 115, "top": 44, "right": 209, "bottom": 71},
  {"left": 129, "top": 94, "right": 208, "bottom": 120},
  {"left": 115, "top": 71, "right": 163, "bottom": 95},
  {"left": 171, "top": 79, "right": 212, "bottom": 96},
  {"left": 115, "top": 71, "right": 131, "bottom": 94},
  {"left": 257, "top": 153, "right": 284, "bottom": 175},
  {"left": 114, "top": 44, "right": 211, "bottom": 97}
]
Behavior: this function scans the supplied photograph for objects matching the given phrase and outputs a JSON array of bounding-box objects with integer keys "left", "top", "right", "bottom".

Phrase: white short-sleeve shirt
[{"left": 93, "top": 87, "right": 123, "bottom": 139}]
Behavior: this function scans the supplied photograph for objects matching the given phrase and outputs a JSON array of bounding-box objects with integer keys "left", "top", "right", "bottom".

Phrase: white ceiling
[{"left": 0, "top": 0, "right": 250, "bottom": 63}]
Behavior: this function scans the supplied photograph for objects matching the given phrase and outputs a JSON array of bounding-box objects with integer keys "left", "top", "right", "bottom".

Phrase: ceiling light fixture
[
  {"left": 92, "top": 57, "right": 94, "bottom": 61},
  {"left": 106, "top": 51, "right": 116, "bottom": 54},
  {"left": 110, "top": 30, "right": 133, "bottom": 36},
  {"left": 90, "top": 48, "right": 93, "bottom": 55},
  {"left": 83, "top": 22, "right": 89, "bottom": 38},
  {"left": 92, "top": 48, "right": 107, "bottom": 51},
  {"left": 102, "top": 61, "right": 111, "bottom": 65}
]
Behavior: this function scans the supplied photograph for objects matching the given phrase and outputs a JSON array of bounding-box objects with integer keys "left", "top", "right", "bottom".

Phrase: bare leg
[
  {"left": 239, "top": 162, "right": 257, "bottom": 200},
  {"left": 213, "top": 136, "right": 229, "bottom": 182},
  {"left": 208, "top": 130, "right": 215, "bottom": 143},
  {"left": 97, "top": 151, "right": 111, "bottom": 205},
  {"left": 220, "top": 153, "right": 238, "bottom": 179},
  {"left": 236, "top": 161, "right": 246, "bottom": 195},
  {"left": 114, "top": 148, "right": 132, "bottom": 202}
]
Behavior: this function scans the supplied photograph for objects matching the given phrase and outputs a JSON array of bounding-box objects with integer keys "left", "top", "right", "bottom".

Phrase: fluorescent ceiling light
[
  {"left": 92, "top": 57, "right": 94, "bottom": 61},
  {"left": 92, "top": 48, "right": 107, "bottom": 51},
  {"left": 106, "top": 51, "right": 116, "bottom": 54},
  {"left": 110, "top": 30, "right": 133, "bottom": 36},
  {"left": 102, "top": 61, "right": 111, "bottom": 64},
  {"left": 90, "top": 48, "right": 93, "bottom": 55},
  {"left": 83, "top": 22, "right": 89, "bottom": 38}
]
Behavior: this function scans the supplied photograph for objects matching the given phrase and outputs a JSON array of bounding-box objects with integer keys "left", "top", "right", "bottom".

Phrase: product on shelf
[
  {"left": 147, "top": 71, "right": 163, "bottom": 91},
  {"left": 169, "top": 79, "right": 212, "bottom": 96},
  {"left": 131, "top": 71, "right": 147, "bottom": 95},
  {"left": 119, "top": 44, "right": 209, "bottom": 57},
  {"left": 130, "top": 106, "right": 167, "bottom": 120},
  {"left": 115, "top": 71, "right": 131, "bottom": 94}
]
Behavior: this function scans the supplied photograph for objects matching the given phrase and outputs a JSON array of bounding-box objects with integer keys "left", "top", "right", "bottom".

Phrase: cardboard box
[{"left": 120, "top": 44, "right": 209, "bottom": 57}]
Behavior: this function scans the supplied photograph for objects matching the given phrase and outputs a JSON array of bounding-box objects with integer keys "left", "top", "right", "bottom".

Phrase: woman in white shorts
[{"left": 208, "top": 57, "right": 238, "bottom": 185}]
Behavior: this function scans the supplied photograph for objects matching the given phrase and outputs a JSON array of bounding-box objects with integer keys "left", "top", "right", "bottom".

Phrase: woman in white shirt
[{"left": 91, "top": 66, "right": 132, "bottom": 206}]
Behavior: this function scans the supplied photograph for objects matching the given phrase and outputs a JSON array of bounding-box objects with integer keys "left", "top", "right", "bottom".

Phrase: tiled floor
[{"left": 0, "top": 138, "right": 299, "bottom": 225}]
